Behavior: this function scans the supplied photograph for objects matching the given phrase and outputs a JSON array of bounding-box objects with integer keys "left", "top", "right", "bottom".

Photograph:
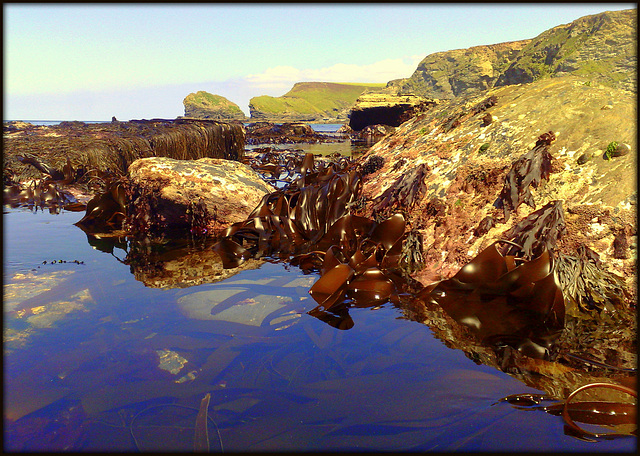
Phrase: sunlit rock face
[
  {"left": 389, "top": 9, "right": 636, "bottom": 99},
  {"left": 127, "top": 157, "right": 273, "bottom": 232},
  {"left": 183, "top": 91, "right": 247, "bottom": 121},
  {"left": 357, "top": 75, "right": 636, "bottom": 292},
  {"left": 388, "top": 40, "right": 531, "bottom": 99}
]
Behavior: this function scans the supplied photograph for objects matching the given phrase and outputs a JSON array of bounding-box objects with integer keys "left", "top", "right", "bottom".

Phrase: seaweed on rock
[
  {"left": 555, "top": 245, "right": 631, "bottom": 317},
  {"left": 371, "top": 162, "right": 429, "bottom": 219},
  {"left": 500, "top": 200, "right": 567, "bottom": 259},
  {"left": 495, "top": 131, "right": 556, "bottom": 222}
]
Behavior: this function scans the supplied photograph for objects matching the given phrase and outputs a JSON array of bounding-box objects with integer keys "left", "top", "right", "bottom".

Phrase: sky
[{"left": 4, "top": 3, "right": 635, "bottom": 121}]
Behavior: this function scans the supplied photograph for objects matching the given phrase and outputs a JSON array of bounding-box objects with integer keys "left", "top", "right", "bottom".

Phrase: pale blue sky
[{"left": 4, "top": 3, "right": 634, "bottom": 120}]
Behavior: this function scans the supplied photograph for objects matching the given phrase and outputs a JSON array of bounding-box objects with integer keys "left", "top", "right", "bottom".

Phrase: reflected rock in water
[{"left": 125, "top": 238, "right": 265, "bottom": 289}]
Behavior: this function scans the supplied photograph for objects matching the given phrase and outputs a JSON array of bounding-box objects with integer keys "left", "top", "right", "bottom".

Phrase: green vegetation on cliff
[
  {"left": 390, "top": 9, "right": 636, "bottom": 99},
  {"left": 183, "top": 91, "right": 246, "bottom": 120},
  {"left": 500, "top": 9, "right": 635, "bottom": 92},
  {"left": 249, "top": 82, "right": 386, "bottom": 121}
]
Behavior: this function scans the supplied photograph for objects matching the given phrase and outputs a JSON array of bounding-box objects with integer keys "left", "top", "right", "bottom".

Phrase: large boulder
[
  {"left": 127, "top": 157, "right": 273, "bottom": 234},
  {"left": 357, "top": 75, "right": 636, "bottom": 290}
]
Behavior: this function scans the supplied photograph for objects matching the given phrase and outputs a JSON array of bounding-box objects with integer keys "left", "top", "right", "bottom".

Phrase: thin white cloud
[{"left": 244, "top": 55, "right": 423, "bottom": 92}]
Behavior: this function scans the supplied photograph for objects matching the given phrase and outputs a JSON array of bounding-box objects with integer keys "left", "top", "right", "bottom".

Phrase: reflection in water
[{"left": 76, "top": 215, "right": 636, "bottom": 441}]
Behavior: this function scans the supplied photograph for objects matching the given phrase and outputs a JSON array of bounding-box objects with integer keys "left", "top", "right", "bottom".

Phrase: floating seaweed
[
  {"left": 495, "top": 131, "right": 556, "bottom": 222},
  {"left": 3, "top": 179, "right": 82, "bottom": 214},
  {"left": 74, "top": 180, "right": 128, "bottom": 232},
  {"left": 499, "top": 382, "right": 637, "bottom": 442}
]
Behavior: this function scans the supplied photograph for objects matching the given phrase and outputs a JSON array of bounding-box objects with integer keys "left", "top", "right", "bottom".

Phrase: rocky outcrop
[
  {"left": 357, "top": 75, "right": 636, "bottom": 293},
  {"left": 355, "top": 74, "right": 636, "bottom": 381},
  {"left": 388, "top": 9, "right": 636, "bottom": 99},
  {"left": 126, "top": 157, "right": 273, "bottom": 235},
  {"left": 183, "top": 91, "right": 247, "bottom": 121},
  {"left": 3, "top": 119, "right": 246, "bottom": 185},
  {"left": 496, "top": 9, "right": 637, "bottom": 93},
  {"left": 348, "top": 93, "right": 436, "bottom": 131},
  {"left": 245, "top": 122, "right": 333, "bottom": 145},
  {"left": 388, "top": 40, "right": 531, "bottom": 99},
  {"left": 249, "top": 82, "right": 386, "bottom": 123}
]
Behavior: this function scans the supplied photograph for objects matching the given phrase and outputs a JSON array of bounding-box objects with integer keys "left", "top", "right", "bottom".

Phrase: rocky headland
[
  {"left": 389, "top": 9, "right": 636, "bottom": 99},
  {"left": 182, "top": 91, "right": 247, "bottom": 121},
  {"left": 248, "top": 82, "right": 387, "bottom": 123}
]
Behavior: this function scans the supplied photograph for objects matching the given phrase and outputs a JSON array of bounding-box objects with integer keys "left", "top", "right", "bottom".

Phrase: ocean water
[{"left": 2, "top": 127, "right": 635, "bottom": 451}]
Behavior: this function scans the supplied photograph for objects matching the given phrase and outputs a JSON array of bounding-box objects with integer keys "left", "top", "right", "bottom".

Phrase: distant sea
[{"left": 6, "top": 120, "right": 344, "bottom": 133}]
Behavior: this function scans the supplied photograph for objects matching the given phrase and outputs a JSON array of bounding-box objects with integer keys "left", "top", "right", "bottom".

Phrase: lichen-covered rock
[
  {"left": 127, "top": 157, "right": 273, "bottom": 233},
  {"left": 357, "top": 75, "right": 636, "bottom": 295}
]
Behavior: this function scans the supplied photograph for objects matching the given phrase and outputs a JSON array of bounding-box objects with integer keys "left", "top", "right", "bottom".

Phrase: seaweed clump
[
  {"left": 370, "top": 162, "right": 430, "bottom": 219},
  {"left": 419, "top": 240, "right": 565, "bottom": 360},
  {"left": 500, "top": 200, "right": 566, "bottom": 259},
  {"left": 554, "top": 245, "right": 631, "bottom": 317},
  {"left": 495, "top": 131, "right": 556, "bottom": 222},
  {"left": 360, "top": 155, "right": 385, "bottom": 176}
]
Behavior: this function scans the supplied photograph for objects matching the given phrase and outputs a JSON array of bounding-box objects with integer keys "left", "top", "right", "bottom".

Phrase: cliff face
[
  {"left": 249, "top": 82, "right": 386, "bottom": 122},
  {"left": 389, "top": 9, "right": 636, "bottom": 99},
  {"left": 388, "top": 40, "right": 531, "bottom": 99},
  {"left": 496, "top": 9, "right": 637, "bottom": 92},
  {"left": 183, "top": 91, "right": 247, "bottom": 121}
]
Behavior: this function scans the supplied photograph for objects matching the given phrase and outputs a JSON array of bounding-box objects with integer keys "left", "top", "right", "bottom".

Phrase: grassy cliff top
[{"left": 250, "top": 82, "right": 386, "bottom": 115}]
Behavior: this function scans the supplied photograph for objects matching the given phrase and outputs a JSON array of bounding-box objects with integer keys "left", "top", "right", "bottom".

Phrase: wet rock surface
[{"left": 354, "top": 74, "right": 636, "bottom": 386}]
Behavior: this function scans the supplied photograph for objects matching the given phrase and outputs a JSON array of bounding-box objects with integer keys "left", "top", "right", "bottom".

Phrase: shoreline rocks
[{"left": 126, "top": 157, "right": 273, "bottom": 235}]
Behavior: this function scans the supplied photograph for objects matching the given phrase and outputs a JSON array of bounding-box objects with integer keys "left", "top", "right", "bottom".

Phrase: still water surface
[
  {"left": 5, "top": 210, "right": 635, "bottom": 451},
  {"left": 3, "top": 131, "right": 635, "bottom": 451}
]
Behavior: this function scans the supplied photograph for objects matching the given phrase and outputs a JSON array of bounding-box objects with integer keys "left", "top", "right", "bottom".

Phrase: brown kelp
[
  {"left": 212, "top": 153, "right": 362, "bottom": 266},
  {"left": 370, "top": 162, "right": 430, "bottom": 220},
  {"left": 554, "top": 245, "right": 630, "bottom": 316},
  {"left": 495, "top": 131, "right": 556, "bottom": 222},
  {"left": 3, "top": 119, "right": 245, "bottom": 184},
  {"left": 212, "top": 153, "right": 420, "bottom": 328},
  {"left": 499, "top": 382, "right": 637, "bottom": 441},
  {"left": 500, "top": 200, "right": 567, "bottom": 258},
  {"left": 418, "top": 240, "right": 565, "bottom": 359},
  {"left": 3, "top": 179, "right": 84, "bottom": 214},
  {"left": 74, "top": 180, "right": 128, "bottom": 233}
]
